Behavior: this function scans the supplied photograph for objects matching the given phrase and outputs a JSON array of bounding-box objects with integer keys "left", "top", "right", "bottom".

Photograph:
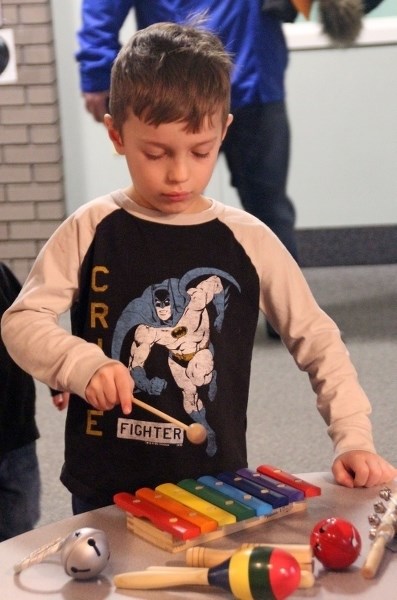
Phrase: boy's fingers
[
  {"left": 85, "top": 362, "right": 133, "bottom": 412},
  {"left": 333, "top": 452, "right": 397, "bottom": 489},
  {"left": 352, "top": 455, "right": 395, "bottom": 488},
  {"left": 116, "top": 376, "right": 134, "bottom": 415},
  {"left": 119, "top": 397, "right": 133, "bottom": 415},
  {"left": 120, "top": 398, "right": 132, "bottom": 415},
  {"left": 332, "top": 459, "right": 354, "bottom": 488}
]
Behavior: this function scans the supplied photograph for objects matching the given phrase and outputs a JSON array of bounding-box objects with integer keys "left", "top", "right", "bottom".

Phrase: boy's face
[{"left": 105, "top": 109, "right": 232, "bottom": 214}]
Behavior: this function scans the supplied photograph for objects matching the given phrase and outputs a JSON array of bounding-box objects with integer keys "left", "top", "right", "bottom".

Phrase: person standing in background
[{"left": 0, "top": 263, "right": 68, "bottom": 541}]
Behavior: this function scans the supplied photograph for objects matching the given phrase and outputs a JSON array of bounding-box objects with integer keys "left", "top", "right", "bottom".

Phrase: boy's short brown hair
[{"left": 109, "top": 22, "right": 232, "bottom": 134}]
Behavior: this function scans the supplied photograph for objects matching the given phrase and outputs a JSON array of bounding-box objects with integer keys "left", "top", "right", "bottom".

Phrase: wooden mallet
[{"left": 132, "top": 396, "right": 207, "bottom": 445}]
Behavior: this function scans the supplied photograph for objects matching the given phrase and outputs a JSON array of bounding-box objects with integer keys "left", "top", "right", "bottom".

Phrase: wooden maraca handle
[
  {"left": 114, "top": 567, "right": 209, "bottom": 589},
  {"left": 242, "top": 543, "right": 312, "bottom": 565},
  {"left": 186, "top": 543, "right": 312, "bottom": 568}
]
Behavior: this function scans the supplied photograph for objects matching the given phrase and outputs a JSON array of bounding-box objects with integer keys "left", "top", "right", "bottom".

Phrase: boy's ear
[
  {"left": 104, "top": 114, "right": 125, "bottom": 155},
  {"left": 222, "top": 113, "right": 234, "bottom": 141}
]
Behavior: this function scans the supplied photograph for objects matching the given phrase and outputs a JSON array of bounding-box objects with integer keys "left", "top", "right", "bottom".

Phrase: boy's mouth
[{"left": 163, "top": 192, "right": 191, "bottom": 201}]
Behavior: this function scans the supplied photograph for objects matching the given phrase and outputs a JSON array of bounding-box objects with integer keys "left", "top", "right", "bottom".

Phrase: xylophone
[{"left": 114, "top": 464, "right": 321, "bottom": 553}]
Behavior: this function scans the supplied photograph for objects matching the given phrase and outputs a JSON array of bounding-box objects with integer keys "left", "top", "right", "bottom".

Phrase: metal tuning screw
[
  {"left": 368, "top": 514, "right": 381, "bottom": 528},
  {"left": 379, "top": 487, "right": 392, "bottom": 501},
  {"left": 373, "top": 501, "right": 387, "bottom": 514}
]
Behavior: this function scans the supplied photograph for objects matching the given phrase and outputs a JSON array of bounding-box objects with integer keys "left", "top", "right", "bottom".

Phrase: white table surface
[{"left": 1, "top": 472, "right": 396, "bottom": 599}]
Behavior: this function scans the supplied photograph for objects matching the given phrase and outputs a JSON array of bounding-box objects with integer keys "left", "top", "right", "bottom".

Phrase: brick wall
[{"left": 0, "top": 0, "right": 65, "bottom": 283}]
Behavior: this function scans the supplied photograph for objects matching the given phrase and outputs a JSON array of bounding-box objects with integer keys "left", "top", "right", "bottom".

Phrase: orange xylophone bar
[{"left": 114, "top": 465, "right": 320, "bottom": 553}]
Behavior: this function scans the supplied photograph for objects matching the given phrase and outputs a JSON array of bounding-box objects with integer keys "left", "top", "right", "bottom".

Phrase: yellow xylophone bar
[{"left": 156, "top": 482, "right": 237, "bottom": 526}]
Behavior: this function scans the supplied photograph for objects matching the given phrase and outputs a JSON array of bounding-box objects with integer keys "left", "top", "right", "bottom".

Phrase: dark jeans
[
  {"left": 222, "top": 101, "right": 298, "bottom": 261},
  {"left": 0, "top": 442, "right": 40, "bottom": 541}
]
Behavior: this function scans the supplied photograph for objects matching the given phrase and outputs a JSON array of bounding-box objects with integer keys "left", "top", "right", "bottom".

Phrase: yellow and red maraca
[
  {"left": 114, "top": 546, "right": 301, "bottom": 600},
  {"left": 211, "top": 546, "right": 301, "bottom": 600}
]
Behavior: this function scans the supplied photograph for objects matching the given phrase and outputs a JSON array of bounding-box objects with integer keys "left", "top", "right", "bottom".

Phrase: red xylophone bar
[
  {"left": 257, "top": 465, "right": 321, "bottom": 498},
  {"left": 114, "top": 492, "right": 201, "bottom": 540}
]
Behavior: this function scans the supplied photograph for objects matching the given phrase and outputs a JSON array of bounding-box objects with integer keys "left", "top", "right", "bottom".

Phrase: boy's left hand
[{"left": 332, "top": 450, "right": 397, "bottom": 488}]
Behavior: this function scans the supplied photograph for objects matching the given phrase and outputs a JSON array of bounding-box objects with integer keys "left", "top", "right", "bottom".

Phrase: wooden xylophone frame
[{"left": 114, "top": 465, "right": 321, "bottom": 553}]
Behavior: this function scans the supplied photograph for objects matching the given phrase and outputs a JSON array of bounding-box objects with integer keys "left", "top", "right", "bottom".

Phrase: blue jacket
[{"left": 76, "top": 0, "right": 288, "bottom": 109}]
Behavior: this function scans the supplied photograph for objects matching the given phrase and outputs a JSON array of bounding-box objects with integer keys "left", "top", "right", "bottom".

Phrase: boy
[{"left": 2, "top": 23, "right": 395, "bottom": 513}]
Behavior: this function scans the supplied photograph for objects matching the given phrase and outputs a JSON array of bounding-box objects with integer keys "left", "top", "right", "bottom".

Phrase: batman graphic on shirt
[{"left": 111, "top": 267, "right": 240, "bottom": 456}]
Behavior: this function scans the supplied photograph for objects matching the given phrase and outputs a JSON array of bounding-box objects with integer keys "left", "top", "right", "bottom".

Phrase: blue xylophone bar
[
  {"left": 236, "top": 468, "right": 305, "bottom": 502},
  {"left": 216, "top": 472, "right": 289, "bottom": 508},
  {"left": 198, "top": 475, "right": 274, "bottom": 517}
]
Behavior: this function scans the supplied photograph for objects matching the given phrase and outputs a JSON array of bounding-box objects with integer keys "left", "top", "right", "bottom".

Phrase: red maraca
[
  {"left": 114, "top": 546, "right": 300, "bottom": 600},
  {"left": 310, "top": 517, "right": 361, "bottom": 570}
]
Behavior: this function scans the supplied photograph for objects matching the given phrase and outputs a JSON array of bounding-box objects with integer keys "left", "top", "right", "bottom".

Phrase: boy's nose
[{"left": 167, "top": 158, "right": 189, "bottom": 183}]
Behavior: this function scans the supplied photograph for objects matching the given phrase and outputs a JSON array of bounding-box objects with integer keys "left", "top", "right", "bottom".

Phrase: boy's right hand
[{"left": 85, "top": 363, "right": 133, "bottom": 415}]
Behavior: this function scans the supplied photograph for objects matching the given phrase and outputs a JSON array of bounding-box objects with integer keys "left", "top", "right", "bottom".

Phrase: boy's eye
[
  {"left": 145, "top": 153, "right": 164, "bottom": 160},
  {"left": 193, "top": 152, "right": 210, "bottom": 159}
]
